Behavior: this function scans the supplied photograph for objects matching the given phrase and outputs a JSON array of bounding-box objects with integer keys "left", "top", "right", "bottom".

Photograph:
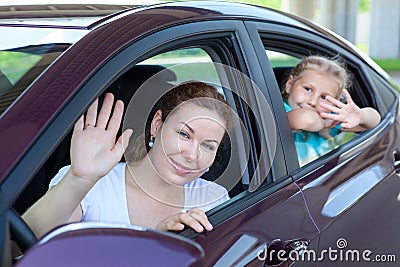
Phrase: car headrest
[
  {"left": 272, "top": 66, "right": 292, "bottom": 90},
  {"left": 109, "top": 64, "right": 177, "bottom": 106}
]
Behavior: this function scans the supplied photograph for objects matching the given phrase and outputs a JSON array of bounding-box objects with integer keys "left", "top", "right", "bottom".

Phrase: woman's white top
[{"left": 49, "top": 163, "right": 230, "bottom": 225}]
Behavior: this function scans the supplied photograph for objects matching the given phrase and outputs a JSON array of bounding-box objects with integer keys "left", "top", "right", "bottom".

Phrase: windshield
[{"left": 0, "top": 26, "right": 88, "bottom": 116}]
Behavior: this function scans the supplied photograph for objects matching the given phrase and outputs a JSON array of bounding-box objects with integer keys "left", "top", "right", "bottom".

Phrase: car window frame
[{"left": 261, "top": 31, "right": 385, "bottom": 110}]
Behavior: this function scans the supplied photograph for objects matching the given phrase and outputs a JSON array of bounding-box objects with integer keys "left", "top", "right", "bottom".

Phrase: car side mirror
[{"left": 16, "top": 222, "right": 204, "bottom": 267}]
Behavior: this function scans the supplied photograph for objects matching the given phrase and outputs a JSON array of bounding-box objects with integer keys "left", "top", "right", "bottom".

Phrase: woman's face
[{"left": 149, "top": 102, "right": 227, "bottom": 186}]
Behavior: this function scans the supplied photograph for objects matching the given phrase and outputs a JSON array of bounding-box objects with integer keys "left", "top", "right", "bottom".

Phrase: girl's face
[
  {"left": 149, "top": 102, "right": 227, "bottom": 186},
  {"left": 285, "top": 69, "right": 340, "bottom": 113}
]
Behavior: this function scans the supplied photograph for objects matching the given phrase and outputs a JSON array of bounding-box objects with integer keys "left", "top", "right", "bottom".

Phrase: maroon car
[{"left": 1, "top": 2, "right": 399, "bottom": 266}]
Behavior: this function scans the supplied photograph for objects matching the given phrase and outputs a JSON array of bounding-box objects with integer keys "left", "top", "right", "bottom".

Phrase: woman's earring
[{"left": 148, "top": 135, "right": 155, "bottom": 148}]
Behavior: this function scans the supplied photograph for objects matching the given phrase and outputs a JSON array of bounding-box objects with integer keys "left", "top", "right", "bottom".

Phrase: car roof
[
  {"left": 92, "top": 0, "right": 359, "bottom": 55},
  {"left": 0, "top": 1, "right": 345, "bottom": 46},
  {"left": 0, "top": 1, "right": 368, "bottom": 62},
  {"left": 0, "top": 1, "right": 308, "bottom": 29},
  {"left": 101, "top": 1, "right": 309, "bottom": 29},
  {"left": 138, "top": 1, "right": 378, "bottom": 71},
  {"left": 91, "top": 1, "right": 362, "bottom": 56}
]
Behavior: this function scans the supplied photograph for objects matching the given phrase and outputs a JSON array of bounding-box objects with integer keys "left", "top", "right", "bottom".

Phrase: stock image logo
[{"left": 257, "top": 238, "right": 396, "bottom": 265}]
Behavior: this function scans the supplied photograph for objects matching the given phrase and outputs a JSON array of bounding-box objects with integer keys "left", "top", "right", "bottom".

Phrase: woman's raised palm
[{"left": 69, "top": 93, "right": 132, "bottom": 182}]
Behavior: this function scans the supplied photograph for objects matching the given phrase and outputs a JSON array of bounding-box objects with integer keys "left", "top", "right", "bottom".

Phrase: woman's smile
[{"left": 169, "top": 158, "right": 195, "bottom": 175}]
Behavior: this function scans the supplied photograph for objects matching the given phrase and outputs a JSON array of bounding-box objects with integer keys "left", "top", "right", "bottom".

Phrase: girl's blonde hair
[{"left": 285, "top": 55, "right": 351, "bottom": 99}]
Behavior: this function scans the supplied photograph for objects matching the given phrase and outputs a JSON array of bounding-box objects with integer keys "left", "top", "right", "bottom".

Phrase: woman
[{"left": 23, "top": 81, "right": 232, "bottom": 238}]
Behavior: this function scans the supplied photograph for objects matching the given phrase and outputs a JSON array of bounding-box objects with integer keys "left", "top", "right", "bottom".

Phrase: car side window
[
  {"left": 140, "top": 48, "right": 220, "bottom": 87},
  {"left": 105, "top": 45, "right": 250, "bottom": 204},
  {"left": 265, "top": 49, "right": 358, "bottom": 166}
]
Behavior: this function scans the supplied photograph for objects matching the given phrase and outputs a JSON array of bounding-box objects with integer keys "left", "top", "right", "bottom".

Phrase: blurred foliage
[
  {"left": 0, "top": 51, "right": 41, "bottom": 84},
  {"left": 356, "top": 44, "right": 369, "bottom": 54},
  {"left": 373, "top": 58, "right": 400, "bottom": 72},
  {"left": 230, "top": 0, "right": 370, "bottom": 12},
  {"left": 333, "top": 132, "right": 357, "bottom": 147},
  {"left": 359, "top": 0, "right": 371, "bottom": 12},
  {"left": 229, "top": 0, "right": 281, "bottom": 10}
]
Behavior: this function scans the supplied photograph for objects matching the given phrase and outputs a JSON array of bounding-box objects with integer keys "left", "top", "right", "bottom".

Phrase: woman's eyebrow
[
  {"left": 180, "top": 122, "right": 195, "bottom": 133},
  {"left": 179, "top": 122, "right": 220, "bottom": 144}
]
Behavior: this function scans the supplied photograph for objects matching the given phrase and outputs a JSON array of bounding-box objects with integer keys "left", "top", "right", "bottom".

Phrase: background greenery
[
  {"left": 230, "top": 0, "right": 281, "bottom": 10},
  {"left": 228, "top": 0, "right": 371, "bottom": 12},
  {"left": 1, "top": 0, "right": 397, "bottom": 74},
  {"left": 228, "top": 0, "right": 398, "bottom": 73}
]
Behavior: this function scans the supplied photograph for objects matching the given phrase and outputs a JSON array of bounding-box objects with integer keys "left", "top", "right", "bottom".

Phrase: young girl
[
  {"left": 23, "top": 81, "right": 232, "bottom": 238},
  {"left": 283, "top": 55, "right": 381, "bottom": 165}
]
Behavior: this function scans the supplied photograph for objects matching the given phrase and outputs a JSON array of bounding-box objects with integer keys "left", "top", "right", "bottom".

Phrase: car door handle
[
  {"left": 286, "top": 239, "right": 309, "bottom": 256},
  {"left": 261, "top": 238, "right": 309, "bottom": 266}
]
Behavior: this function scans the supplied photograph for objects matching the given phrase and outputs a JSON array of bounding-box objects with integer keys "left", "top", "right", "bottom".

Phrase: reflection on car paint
[{"left": 321, "top": 166, "right": 384, "bottom": 217}]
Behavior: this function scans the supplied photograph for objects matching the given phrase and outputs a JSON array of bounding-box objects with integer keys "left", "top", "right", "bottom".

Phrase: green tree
[{"left": 359, "top": 0, "right": 371, "bottom": 12}]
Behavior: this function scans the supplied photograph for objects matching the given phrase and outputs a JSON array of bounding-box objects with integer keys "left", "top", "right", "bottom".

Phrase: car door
[{"left": 251, "top": 20, "right": 400, "bottom": 265}]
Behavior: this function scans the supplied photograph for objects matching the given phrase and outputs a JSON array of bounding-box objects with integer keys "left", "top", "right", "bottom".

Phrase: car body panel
[
  {"left": 1, "top": 1, "right": 399, "bottom": 266},
  {"left": 194, "top": 181, "right": 319, "bottom": 266},
  {"left": 295, "top": 103, "right": 400, "bottom": 262}
]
